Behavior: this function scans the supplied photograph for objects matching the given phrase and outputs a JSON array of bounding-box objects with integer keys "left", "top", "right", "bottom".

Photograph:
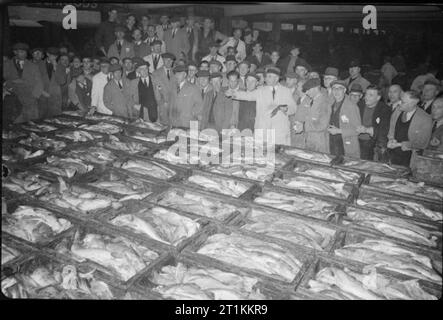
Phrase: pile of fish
[
  {"left": 36, "top": 156, "right": 94, "bottom": 178},
  {"left": 368, "top": 175, "right": 443, "bottom": 201},
  {"left": 254, "top": 191, "right": 338, "bottom": 220},
  {"left": 197, "top": 233, "right": 303, "bottom": 282},
  {"left": 130, "top": 119, "right": 167, "bottom": 131},
  {"left": 274, "top": 175, "right": 350, "bottom": 199},
  {"left": 2, "top": 262, "right": 116, "bottom": 299},
  {"left": 241, "top": 209, "right": 334, "bottom": 250},
  {"left": 151, "top": 262, "right": 266, "bottom": 300},
  {"left": 115, "top": 159, "right": 176, "bottom": 180},
  {"left": 283, "top": 148, "right": 333, "bottom": 164},
  {"left": 187, "top": 174, "right": 250, "bottom": 197},
  {"left": 342, "top": 160, "right": 408, "bottom": 175},
  {"left": 21, "top": 121, "right": 58, "bottom": 132},
  {"left": 55, "top": 130, "right": 102, "bottom": 142},
  {"left": 44, "top": 118, "right": 83, "bottom": 127},
  {"left": 357, "top": 194, "right": 442, "bottom": 222},
  {"left": 2, "top": 172, "right": 51, "bottom": 195},
  {"left": 3, "top": 130, "right": 27, "bottom": 140},
  {"left": 101, "top": 135, "right": 150, "bottom": 154},
  {"left": 209, "top": 164, "right": 274, "bottom": 181},
  {"left": 110, "top": 207, "right": 200, "bottom": 246},
  {"left": 79, "top": 122, "right": 122, "bottom": 135},
  {"left": 2, "top": 146, "right": 44, "bottom": 162},
  {"left": 38, "top": 179, "right": 123, "bottom": 213},
  {"left": 88, "top": 173, "right": 153, "bottom": 200},
  {"left": 2, "top": 244, "right": 20, "bottom": 265},
  {"left": 56, "top": 231, "right": 159, "bottom": 281},
  {"left": 334, "top": 239, "right": 441, "bottom": 283},
  {"left": 293, "top": 163, "right": 361, "bottom": 184},
  {"left": 2, "top": 206, "right": 72, "bottom": 243},
  {"left": 346, "top": 207, "right": 438, "bottom": 247},
  {"left": 62, "top": 110, "right": 83, "bottom": 117},
  {"left": 85, "top": 114, "right": 128, "bottom": 124},
  {"left": 155, "top": 189, "right": 249, "bottom": 221},
  {"left": 167, "top": 128, "right": 218, "bottom": 142},
  {"left": 153, "top": 141, "right": 223, "bottom": 166},
  {"left": 128, "top": 132, "right": 167, "bottom": 144},
  {"left": 67, "top": 147, "right": 117, "bottom": 165},
  {"left": 307, "top": 266, "right": 437, "bottom": 300},
  {"left": 19, "top": 133, "right": 67, "bottom": 151}
]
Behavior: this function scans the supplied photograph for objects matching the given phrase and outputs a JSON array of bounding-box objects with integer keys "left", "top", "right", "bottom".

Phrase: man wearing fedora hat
[
  {"left": 129, "top": 58, "right": 163, "bottom": 122},
  {"left": 163, "top": 17, "right": 190, "bottom": 62},
  {"left": 103, "top": 64, "right": 134, "bottom": 118},
  {"left": 107, "top": 26, "right": 135, "bottom": 63},
  {"left": 3, "top": 42, "right": 44, "bottom": 122}
]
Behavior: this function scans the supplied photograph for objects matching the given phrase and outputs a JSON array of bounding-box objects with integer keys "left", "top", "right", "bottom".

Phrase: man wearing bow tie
[
  {"left": 107, "top": 26, "right": 135, "bottom": 63},
  {"left": 163, "top": 17, "right": 190, "bottom": 62},
  {"left": 103, "top": 64, "right": 134, "bottom": 118},
  {"left": 90, "top": 58, "right": 113, "bottom": 115}
]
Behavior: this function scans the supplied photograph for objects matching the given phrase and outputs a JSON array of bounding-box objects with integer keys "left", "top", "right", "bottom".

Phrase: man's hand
[
  {"left": 356, "top": 125, "right": 366, "bottom": 134},
  {"left": 293, "top": 121, "right": 304, "bottom": 133},
  {"left": 366, "top": 127, "right": 374, "bottom": 136},
  {"left": 87, "top": 106, "right": 97, "bottom": 116},
  {"left": 387, "top": 139, "right": 398, "bottom": 149},
  {"left": 133, "top": 104, "right": 141, "bottom": 111},
  {"left": 401, "top": 141, "right": 412, "bottom": 151},
  {"left": 328, "top": 125, "right": 342, "bottom": 135}
]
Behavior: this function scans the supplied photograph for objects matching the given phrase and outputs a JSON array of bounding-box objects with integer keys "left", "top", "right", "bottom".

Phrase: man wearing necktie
[
  {"left": 68, "top": 69, "right": 92, "bottom": 113},
  {"left": 387, "top": 84, "right": 403, "bottom": 111},
  {"left": 90, "top": 58, "right": 113, "bottom": 115},
  {"left": 419, "top": 79, "right": 440, "bottom": 115},
  {"left": 103, "top": 64, "right": 134, "bottom": 118},
  {"left": 143, "top": 40, "right": 164, "bottom": 73},
  {"left": 185, "top": 16, "right": 198, "bottom": 61},
  {"left": 163, "top": 17, "right": 190, "bottom": 62},
  {"left": 107, "top": 26, "right": 135, "bottom": 63},
  {"left": 428, "top": 97, "right": 443, "bottom": 151},
  {"left": 3, "top": 42, "right": 44, "bottom": 122},
  {"left": 196, "top": 70, "right": 212, "bottom": 101}
]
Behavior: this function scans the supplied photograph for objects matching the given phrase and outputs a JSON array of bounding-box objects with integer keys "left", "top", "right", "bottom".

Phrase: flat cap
[
  {"left": 100, "top": 57, "right": 111, "bottom": 64},
  {"left": 108, "top": 56, "right": 119, "bottom": 62},
  {"left": 302, "top": 78, "right": 321, "bottom": 92},
  {"left": 13, "top": 42, "right": 29, "bottom": 51},
  {"left": 324, "top": 67, "right": 339, "bottom": 77},
  {"left": 133, "top": 58, "right": 150, "bottom": 69},
  {"left": 187, "top": 61, "right": 197, "bottom": 68},
  {"left": 225, "top": 55, "right": 237, "bottom": 63},
  {"left": 295, "top": 60, "right": 311, "bottom": 72},
  {"left": 151, "top": 39, "right": 163, "bottom": 46},
  {"left": 349, "top": 83, "right": 363, "bottom": 94},
  {"left": 196, "top": 70, "right": 210, "bottom": 78},
  {"left": 209, "top": 72, "right": 223, "bottom": 80},
  {"left": 161, "top": 52, "right": 176, "bottom": 60},
  {"left": 331, "top": 79, "right": 347, "bottom": 89},
  {"left": 109, "top": 64, "right": 123, "bottom": 72},
  {"left": 114, "top": 25, "right": 126, "bottom": 33},
  {"left": 246, "top": 73, "right": 260, "bottom": 81},
  {"left": 349, "top": 60, "right": 360, "bottom": 68},
  {"left": 46, "top": 47, "right": 59, "bottom": 55},
  {"left": 424, "top": 79, "right": 440, "bottom": 87},
  {"left": 285, "top": 71, "right": 298, "bottom": 79},
  {"left": 209, "top": 60, "right": 222, "bottom": 67},
  {"left": 226, "top": 70, "right": 240, "bottom": 78},
  {"left": 173, "top": 65, "right": 187, "bottom": 73},
  {"left": 255, "top": 68, "right": 265, "bottom": 75},
  {"left": 30, "top": 47, "right": 44, "bottom": 54},
  {"left": 266, "top": 67, "right": 281, "bottom": 76}
]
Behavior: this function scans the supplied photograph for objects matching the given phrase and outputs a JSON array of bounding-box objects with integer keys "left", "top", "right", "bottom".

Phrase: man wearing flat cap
[
  {"left": 91, "top": 58, "right": 113, "bottom": 115},
  {"left": 122, "top": 57, "right": 137, "bottom": 81},
  {"left": 103, "top": 64, "right": 134, "bottom": 118},
  {"left": 132, "top": 28, "right": 150, "bottom": 59},
  {"left": 292, "top": 78, "right": 331, "bottom": 153},
  {"left": 143, "top": 40, "right": 164, "bottom": 73},
  {"left": 348, "top": 83, "right": 364, "bottom": 108},
  {"left": 129, "top": 58, "right": 163, "bottom": 122},
  {"left": 228, "top": 67, "right": 297, "bottom": 145},
  {"left": 168, "top": 64, "right": 203, "bottom": 128},
  {"left": 107, "top": 25, "right": 135, "bottom": 62},
  {"left": 3, "top": 42, "right": 44, "bottom": 122},
  {"left": 328, "top": 80, "right": 362, "bottom": 158},
  {"left": 152, "top": 53, "right": 178, "bottom": 121},
  {"left": 187, "top": 61, "right": 198, "bottom": 85},
  {"left": 163, "top": 17, "right": 190, "bottom": 62},
  {"left": 202, "top": 42, "right": 226, "bottom": 73},
  {"left": 345, "top": 60, "right": 371, "bottom": 93}
]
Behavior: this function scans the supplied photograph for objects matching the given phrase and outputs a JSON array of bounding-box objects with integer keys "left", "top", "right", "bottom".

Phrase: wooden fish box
[
  {"left": 1, "top": 236, "right": 38, "bottom": 279},
  {"left": 43, "top": 115, "right": 90, "bottom": 128},
  {"left": 18, "top": 121, "right": 59, "bottom": 135},
  {"left": 181, "top": 223, "right": 315, "bottom": 292},
  {"left": 329, "top": 229, "right": 442, "bottom": 286},
  {"left": 297, "top": 256, "right": 441, "bottom": 299},
  {"left": 123, "top": 121, "right": 168, "bottom": 136},
  {"left": 413, "top": 154, "right": 443, "bottom": 186},
  {"left": 132, "top": 250, "right": 295, "bottom": 300},
  {"left": 2, "top": 142, "right": 48, "bottom": 167},
  {"left": 277, "top": 146, "right": 335, "bottom": 166},
  {"left": 100, "top": 133, "right": 162, "bottom": 156}
]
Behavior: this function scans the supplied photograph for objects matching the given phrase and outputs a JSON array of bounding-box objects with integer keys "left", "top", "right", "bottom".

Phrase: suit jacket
[
  {"left": 169, "top": 81, "right": 204, "bottom": 128},
  {"left": 201, "top": 88, "right": 234, "bottom": 132},
  {"left": 144, "top": 53, "right": 164, "bottom": 73},
  {"left": 123, "top": 70, "right": 137, "bottom": 81},
  {"left": 103, "top": 78, "right": 134, "bottom": 118},
  {"left": 144, "top": 37, "right": 166, "bottom": 53},
  {"left": 428, "top": 124, "right": 443, "bottom": 151},
  {"left": 286, "top": 56, "right": 311, "bottom": 75},
  {"left": 184, "top": 27, "right": 198, "bottom": 60},
  {"left": 247, "top": 53, "right": 272, "bottom": 69},
  {"left": 68, "top": 78, "right": 92, "bottom": 111},
  {"left": 107, "top": 40, "right": 135, "bottom": 62},
  {"left": 129, "top": 76, "right": 163, "bottom": 121},
  {"left": 153, "top": 66, "right": 177, "bottom": 107},
  {"left": 133, "top": 41, "right": 150, "bottom": 58},
  {"left": 91, "top": 71, "right": 112, "bottom": 114},
  {"left": 163, "top": 28, "right": 190, "bottom": 60},
  {"left": 358, "top": 100, "right": 392, "bottom": 148}
]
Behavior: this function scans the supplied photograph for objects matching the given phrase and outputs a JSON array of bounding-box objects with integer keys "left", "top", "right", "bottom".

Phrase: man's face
[
  {"left": 270, "top": 51, "right": 279, "bottom": 62},
  {"left": 332, "top": 85, "right": 346, "bottom": 101},
  {"left": 133, "top": 29, "right": 142, "bottom": 41},
  {"left": 400, "top": 93, "right": 418, "bottom": 112},
  {"left": 323, "top": 75, "right": 337, "bottom": 88},
  {"left": 100, "top": 63, "right": 110, "bottom": 74},
  {"left": 14, "top": 49, "right": 27, "bottom": 60},
  {"left": 349, "top": 66, "right": 360, "bottom": 78},
  {"left": 164, "top": 58, "right": 174, "bottom": 68},
  {"left": 228, "top": 75, "right": 239, "bottom": 89},
  {"left": 127, "top": 16, "right": 136, "bottom": 26},
  {"left": 47, "top": 53, "right": 57, "bottom": 62},
  {"left": 115, "top": 31, "right": 125, "bottom": 40},
  {"left": 295, "top": 66, "right": 308, "bottom": 79},
  {"left": 388, "top": 85, "right": 402, "bottom": 103},
  {"left": 174, "top": 71, "right": 187, "bottom": 83},
  {"left": 141, "top": 16, "right": 149, "bottom": 26},
  {"left": 82, "top": 58, "right": 92, "bottom": 69},
  {"left": 238, "top": 64, "right": 249, "bottom": 76},
  {"left": 265, "top": 73, "right": 279, "bottom": 86},
  {"left": 252, "top": 44, "right": 262, "bottom": 55},
  {"left": 110, "top": 58, "right": 119, "bottom": 65},
  {"left": 308, "top": 72, "right": 320, "bottom": 79},
  {"left": 285, "top": 77, "right": 298, "bottom": 88},
  {"left": 152, "top": 44, "right": 161, "bottom": 54},
  {"left": 233, "top": 29, "right": 242, "bottom": 39},
  {"left": 249, "top": 64, "right": 257, "bottom": 73},
  {"left": 179, "top": 17, "right": 186, "bottom": 27},
  {"left": 59, "top": 56, "right": 69, "bottom": 67},
  {"left": 200, "top": 63, "right": 209, "bottom": 71},
  {"left": 32, "top": 51, "right": 43, "bottom": 61},
  {"left": 204, "top": 19, "right": 212, "bottom": 29},
  {"left": 364, "top": 89, "right": 380, "bottom": 106},
  {"left": 209, "top": 64, "right": 221, "bottom": 74},
  {"left": 76, "top": 74, "right": 85, "bottom": 83},
  {"left": 431, "top": 100, "right": 443, "bottom": 120},
  {"left": 113, "top": 70, "right": 122, "bottom": 81},
  {"left": 137, "top": 66, "right": 149, "bottom": 78},
  {"left": 291, "top": 48, "right": 300, "bottom": 56},
  {"left": 147, "top": 26, "right": 156, "bottom": 37},
  {"left": 349, "top": 92, "right": 363, "bottom": 105},
  {"left": 198, "top": 76, "right": 209, "bottom": 88},
  {"left": 246, "top": 77, "right": 257, "bottom": 91},
  {"left": 422, "top": 84, "right": 439, "bottom": 101},
  {"left": 211, "top": 78, "right": 222, "bottom": 91},
  {"left": 226, "top": 61, "right": 237, "bottom": 72},
  {"left": 93, "top": 59, "right": 101, "bottom": 70},
  {"left": 108, "top": 10, "right": 118, "bottom": 21},
  {"left": 123, "top": 60, "right": 133, "bottom": 71},
  {"left": 257, "top": 74, "right": 265, "bottom": 86},
  {"left": 227, "top": 48, "right": 235, "bottom": 56},
  {"left": 72, "top": 57, "right": 81, "bottom": 68},
  {"left": 188, "top": 66, "right": 197, "bottom": 78}
]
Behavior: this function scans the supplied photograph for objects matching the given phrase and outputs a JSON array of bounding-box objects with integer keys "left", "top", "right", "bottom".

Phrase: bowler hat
[{"left": 349, "top": 60, "right": 360, "bottom": 68}]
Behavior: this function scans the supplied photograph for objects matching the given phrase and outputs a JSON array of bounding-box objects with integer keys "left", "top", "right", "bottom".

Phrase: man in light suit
[
  {"left": 129, "top": 59, "right": 164, "bottom": 122},
  {"left": 90, "top": 58, "right": 113, "bottom": 115},
  {"left": 169, "top": 65, "right": 204, "bottom": 128},
  {"left": 107, "top": 26, "right": 135, "bottom": 63},
  {"left": 132, "top": 28, "right": 150, "bottom": 59},
  {"left": 163, "top": 17, "right": 190, "bottom": 61},
  {"left": 3, "top": 42, "right": 44, "bottom": 122},
  {"left": 143, "top": 40, "right": 164, "bottom": 73},
  {"left": 103, "top": 64, "right": 134, "bottom": 119}
]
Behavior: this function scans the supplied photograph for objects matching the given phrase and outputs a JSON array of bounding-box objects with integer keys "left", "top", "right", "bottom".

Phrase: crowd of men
[{"left": 3, "top": 8, "right": 443, "bottom": 169}]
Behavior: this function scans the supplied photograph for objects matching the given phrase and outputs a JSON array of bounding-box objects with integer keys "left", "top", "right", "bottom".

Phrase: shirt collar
[{"left": 405, "top": 108, "right": 417, "bottom": 121}]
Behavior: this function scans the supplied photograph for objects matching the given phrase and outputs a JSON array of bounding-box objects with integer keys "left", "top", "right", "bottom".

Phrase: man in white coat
[
  {"left": 218, "top": 28, "right": 246, "bottom": 62},
  {"left": 227, "top": 67, "right": 297, "bottom": 145},
  {"left": 90, "top": 58, "right": 113, "bottom": 115}
]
